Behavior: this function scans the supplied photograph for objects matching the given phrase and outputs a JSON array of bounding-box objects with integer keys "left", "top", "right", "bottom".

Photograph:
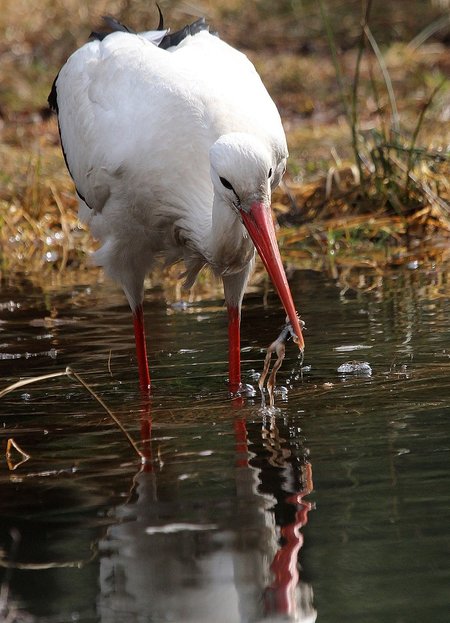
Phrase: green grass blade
[
  {"left": 365, "top": 25, "right": 400, "bottom": 133},
  {"left": 405, "top": 78, "right": 447, "bottom": 191},
  {"left": 317, "top": 0, "right": 351, "bottom": 125}
]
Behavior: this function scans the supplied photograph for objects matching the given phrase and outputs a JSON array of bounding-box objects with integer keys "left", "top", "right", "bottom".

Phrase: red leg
[
  {"left": 227, "top": 304, "right": 241, "bottom": 394},
  {"left": 133, "top": 304, "right": 151, "bottom": 392}
]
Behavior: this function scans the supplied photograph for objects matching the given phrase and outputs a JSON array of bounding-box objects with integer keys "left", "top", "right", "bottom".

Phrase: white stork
[{"left": 49, "top": 13, "right": 305, "bottom": 393}]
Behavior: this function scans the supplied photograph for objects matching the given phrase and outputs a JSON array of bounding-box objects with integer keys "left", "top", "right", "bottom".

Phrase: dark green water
[{"left": 0, "top": 268, "right": 449, "bottom": 622}]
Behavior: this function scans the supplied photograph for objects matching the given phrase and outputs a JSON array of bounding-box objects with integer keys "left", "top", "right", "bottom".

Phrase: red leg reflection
[
  {"left": 139, "top": 397, "right": 153, "bottom": 472},
  {"left": 264, "top": 463, "right": 314, "bottom": 617},
  {"left": 234, "top": 417, "right": 248, "bottom": 468}
]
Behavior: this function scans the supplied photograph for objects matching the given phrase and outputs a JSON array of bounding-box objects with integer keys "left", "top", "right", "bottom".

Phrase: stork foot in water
[{"left": 49, "top": 12, "right": 305, "bottom": 393}]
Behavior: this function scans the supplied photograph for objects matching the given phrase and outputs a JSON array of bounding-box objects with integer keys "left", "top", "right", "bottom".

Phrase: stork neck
[{"left": 209, "top": 195, "right": 254, "bottom": 274}]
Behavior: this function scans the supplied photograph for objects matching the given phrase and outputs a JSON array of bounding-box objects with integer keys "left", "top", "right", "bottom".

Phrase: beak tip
[
  {"left": 294, "top": 331, "right": 305, "bottom": 353},
  {"left": 291, "top": 324, "right": 305, "bottom": 352}
]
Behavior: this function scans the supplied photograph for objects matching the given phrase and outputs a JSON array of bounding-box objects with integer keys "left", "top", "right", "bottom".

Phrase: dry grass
[
  {"left": 0, "top": 0, "right": 449, "bottom": 291},
  {"left": 0, "top": 128, "right": 95, "bottom": 283}
]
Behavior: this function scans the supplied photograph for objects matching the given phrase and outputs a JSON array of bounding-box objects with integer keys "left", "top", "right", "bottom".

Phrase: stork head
[{"left": 210, "top": 133, "right": 304, "bottom": 351}]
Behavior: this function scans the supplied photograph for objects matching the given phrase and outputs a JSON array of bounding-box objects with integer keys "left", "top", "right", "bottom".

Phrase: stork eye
[
  {"left": 268, "top": 168, "right": 273, "bottom": 178},
  {"left": 220, "top": 176, "right": 234, "bottom": 191}
]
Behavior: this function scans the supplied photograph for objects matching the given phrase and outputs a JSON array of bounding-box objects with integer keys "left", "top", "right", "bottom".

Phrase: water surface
[{"left": 1, "top": 267, "right": 449, "bottom": 622}]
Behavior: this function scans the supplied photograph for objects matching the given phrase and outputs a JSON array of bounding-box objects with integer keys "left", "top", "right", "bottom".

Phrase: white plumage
[{"left": 50, "top": 16, "right": 304, "bottom": 392}]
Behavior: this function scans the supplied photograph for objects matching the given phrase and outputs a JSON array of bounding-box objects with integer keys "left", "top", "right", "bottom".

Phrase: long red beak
[{"left": 241, "top": 201, "right": 305, "bottom": 351}]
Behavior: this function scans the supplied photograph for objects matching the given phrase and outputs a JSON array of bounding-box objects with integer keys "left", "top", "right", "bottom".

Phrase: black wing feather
[
  {"left": 159, "top": 18, "right": 209, "bottom": 50},
  {"left": 48, "top": 73, "right": 59, "bottom": 113}
]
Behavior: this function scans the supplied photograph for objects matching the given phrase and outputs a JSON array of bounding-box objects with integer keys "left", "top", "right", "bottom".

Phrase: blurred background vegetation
[{"left": 0, "top": 0, "right": 449, "bottom": 287}]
